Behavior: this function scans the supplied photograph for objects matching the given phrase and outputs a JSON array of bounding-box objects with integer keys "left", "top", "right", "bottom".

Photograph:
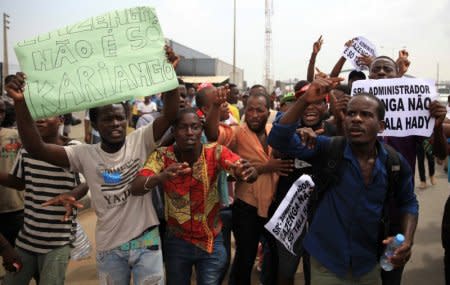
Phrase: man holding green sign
[{"left": 6, "top": 7, "right": 180, "bottom": 285}]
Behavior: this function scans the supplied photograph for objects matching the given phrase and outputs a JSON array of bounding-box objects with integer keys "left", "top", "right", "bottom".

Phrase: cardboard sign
[
  {"left": 351, "top": 78, "right": 438, "bottom": 137},
  {"left": 265, "top": 174, "right": 314, "bottom": 255},
  {"left": 342, "top": 36, "right": 377, "bottom": 71},
  {"left": 15, "top": 7, "right": 178, "bottom": 119}
]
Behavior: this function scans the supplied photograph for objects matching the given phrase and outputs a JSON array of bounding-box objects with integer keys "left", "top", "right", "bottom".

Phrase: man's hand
[
  {"left": 312, "top": 35, "right": 323, "bottom": 55},
  {"left": 160, "top": 162, "right": 192, "bottom": 182},
  {"left": 42, "top": 194, "right": 84, "bottom": 222},
  {"left": 356, "top": 54, "right": 374, "bottom": 68},
  {"left": 429, "top": 100, "right": 447, "bottom": 127},
  {"left": 213, "top": 86, "right": 229, "bottom": 107},
  {"left": 300, "top": 77, "right": 343, "bottom": 105},
  {"left": 5, "top": 72, "right": 27, "bottom": 102},
  {"left": 226, "top": 159, "right": 258, "bottom": 183},
  {"left": 330, "top": 93, "right": 350, "bottom": 122},
  {"left": 396, "top": 49, "right": 410, "bottom": 76},
  {"left": 164, "top": 45, "right": 180, "bottom": 68},
  {"left": 382, "top": 237, "right": 412, "bottom": 268},
  {"left": 257, "top": 159, "right": 294, "bottom": 176},
  {"left": 314, "top": 67, "right": 328, "bottom": 80},
  {"left": 296, "top": 127, "right": 322, "bottom": 149},
  {"left": 1, "top": 244, "right": 22, "bottom": 272},
  {"left": 345, "top": 38, "right": 356, "bottom": 48}
]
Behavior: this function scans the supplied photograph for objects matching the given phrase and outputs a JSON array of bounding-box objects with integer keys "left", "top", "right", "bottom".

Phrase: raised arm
[
  {"left": 307, "top": 36, "right": 323, "bottom": 82},
  {"left": 204, "top": 87, "right": 228, "bottom": 142},
  {"left": 153, "top": 88, "right": 179, "bottom": 141},
  {"left": 429, "top": 100, "right": 448, "bottom": 160},
  {"left": 396, "top": 49, "right": 411, "bottom": 77},
  {"left": 5, "top": 73, "right": 70, "bottom": 168},
  {"left": 279, "top": 77, "right": 342, "bottom": 125},
  {"left": 329, "top": 39, "right": 353, "bottom": 77},
  {"left": 152, "top": 45, "right": 181, "bottom": 141}
]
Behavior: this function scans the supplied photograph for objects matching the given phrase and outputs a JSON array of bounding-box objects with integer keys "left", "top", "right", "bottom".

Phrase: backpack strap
[
  {"left": 383, "top": 143, "right": 401, "bottom": 201},
  {"left": 313, "top": 136, "right": 347, "bottom": 195},
  {"left": 377, "top": 143, "right": 402, "bottom": 257},
  {"left": 310, "top": 136, "right": 347, "bottom": 218}
]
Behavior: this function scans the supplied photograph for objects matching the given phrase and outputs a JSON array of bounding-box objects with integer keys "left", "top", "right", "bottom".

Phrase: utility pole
[
  {"left": 264, "top": 0, "right": 273, "bottom": 92},
  {"left": 437, "top": 62, "right": 439, "bottom": 84},
  {"left": 3, "top": 13, "right": 10, "bottom": 91},
  {"left": 232, "top": 0, "right": 236, "bottom": 84}
]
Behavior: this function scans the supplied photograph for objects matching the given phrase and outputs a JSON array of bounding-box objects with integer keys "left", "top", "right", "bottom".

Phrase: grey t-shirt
[{"left": 65, "top": 124, "right": 159, "bottom": 251}]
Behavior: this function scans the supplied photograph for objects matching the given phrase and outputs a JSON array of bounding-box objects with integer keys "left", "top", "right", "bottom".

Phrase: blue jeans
[
  {"left": 96, "top": 247, "right": 164, "bottom": 285},
  {"left": 3, "top": 245, "right": 71, "bottom": 285},
  {"left": 219, "top": 207, "right": 233, "bottom": 284},
  {"left": 164, "top": 233, "right": 227, "bottom": 285}
]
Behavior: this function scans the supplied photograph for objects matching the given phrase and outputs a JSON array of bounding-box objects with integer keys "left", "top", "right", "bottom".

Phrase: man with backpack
[{"left": 268, "top": 77, "right": 418, "bottom": 285}]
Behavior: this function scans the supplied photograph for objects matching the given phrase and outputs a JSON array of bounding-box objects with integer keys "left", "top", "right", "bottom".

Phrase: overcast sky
[{"left": 1, "top": 0, "right": 449, "bottom": 86}]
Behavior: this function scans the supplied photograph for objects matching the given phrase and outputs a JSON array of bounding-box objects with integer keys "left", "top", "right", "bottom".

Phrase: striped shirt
[{"left": 10, "top": 140, "right": 81, "bottom": 254}]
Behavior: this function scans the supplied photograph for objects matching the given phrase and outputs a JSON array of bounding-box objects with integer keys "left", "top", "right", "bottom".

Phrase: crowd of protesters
[{"left": 0, "top": 37, "right": 449, "bottom": 285}]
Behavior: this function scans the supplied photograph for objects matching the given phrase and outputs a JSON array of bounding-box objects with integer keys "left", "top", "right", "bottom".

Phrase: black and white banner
[
  {"left": 265, "top": 174, "right": 314, "bottom": 255},
  {"left": 342, "top": 36, "right": 377, "bottom": 71}
]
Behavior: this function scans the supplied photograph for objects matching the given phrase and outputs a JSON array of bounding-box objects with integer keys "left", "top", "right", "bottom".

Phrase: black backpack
[{"left": 310, "top": 136, "right": 402, "bottom": 257}]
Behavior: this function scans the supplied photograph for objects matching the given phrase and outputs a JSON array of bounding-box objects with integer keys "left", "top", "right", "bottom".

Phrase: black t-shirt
[{"left": 270, "top": 121, "right": 336, "bottom": 213}]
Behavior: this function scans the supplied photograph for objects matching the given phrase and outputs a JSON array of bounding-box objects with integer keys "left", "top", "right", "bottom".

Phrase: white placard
[
  {"left": 351, "top": 78, "right": 438, "bottom": 137},
  {"left": 265, "top": 174, "right": 314, "bottom": 255},
  {"left": 342, "top": 36, "right": 377, "bottom": 71}
]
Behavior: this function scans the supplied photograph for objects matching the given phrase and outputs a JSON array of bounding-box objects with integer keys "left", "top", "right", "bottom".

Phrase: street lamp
[
  {"left": 232, "top": 0, "right": 236, "bottom": 85},
  {"left": 3, "top": 13, "right": 10, "bottom": 91}
]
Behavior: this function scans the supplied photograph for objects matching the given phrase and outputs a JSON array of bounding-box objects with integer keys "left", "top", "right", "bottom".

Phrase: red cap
[{"left": 197, "top": 83, "right": 214, "bottom": 92}]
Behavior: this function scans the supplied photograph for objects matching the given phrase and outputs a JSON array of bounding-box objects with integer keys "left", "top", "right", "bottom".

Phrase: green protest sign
[{"left": 14, "top": 7, "right": 178, "bottom": 119}]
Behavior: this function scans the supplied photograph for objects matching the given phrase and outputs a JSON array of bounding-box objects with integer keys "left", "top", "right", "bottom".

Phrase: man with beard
[
  {"left": 206, "top": 85, "right": 293, "bottom": 285},
  {"left": 268, "top": 78, "right": 418, "bottom": 285}
]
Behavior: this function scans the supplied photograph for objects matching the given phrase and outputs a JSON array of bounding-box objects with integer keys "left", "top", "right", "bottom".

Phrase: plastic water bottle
[{"left": 380, "top": 233, "right": 405, "bottom": 271}]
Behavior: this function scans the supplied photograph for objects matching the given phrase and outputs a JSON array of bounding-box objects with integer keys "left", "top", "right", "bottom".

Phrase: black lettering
[
  {"left": 127, "top": 26, "right": 146, "bottom": 50},
  {"left": 385, "top": 117, "right": 402, "bottom": 130},
  {"left": 113, "top": 194, "right": 121, "bottom": 204},
  {"left": 32, "top": 49, "right": 54, "bottom": 71},
  {"left": 58, "top": 72, "right": 86, "bottom": 108},
  {"left": 77, "top": 66, "right": 104, "bottom": 101},
  {"left": 102, "top": 32, "right": 117, "bottom": 57},
  {"left": 114, "top": 65, "right": 138, "bottom": 93},
  {"left": 74, "top": 40, "right": 94, "bottom": 58},
  {"left": 149, "top": 59, "right": 164, "bottom": 84},
  {"left": 104, "top": 195, "right": 112, "bottom": 205},
  {"left": 54, "top": 40, "right": 78, "bottom": 68}
]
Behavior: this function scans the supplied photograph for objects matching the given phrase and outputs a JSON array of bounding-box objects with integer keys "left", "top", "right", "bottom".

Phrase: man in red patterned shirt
[{"left": 130, "top": 108, "right": 257, "bottom": 285}]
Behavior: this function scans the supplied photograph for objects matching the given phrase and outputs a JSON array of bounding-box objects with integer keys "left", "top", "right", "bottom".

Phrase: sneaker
[
  {"left": 419, "top": 181, "right": 427, "bottom": 189},
  {"left": 430, "top": 176, "right": 437, "bottom": 185}
]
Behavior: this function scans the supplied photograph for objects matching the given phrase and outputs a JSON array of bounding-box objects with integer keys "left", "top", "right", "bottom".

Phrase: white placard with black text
[
  {"left": 351, "top": 78, "right": 438, "bottom": 137},
  {"left": 265, "top": 175, "right": 314, "bottom": 255}
]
